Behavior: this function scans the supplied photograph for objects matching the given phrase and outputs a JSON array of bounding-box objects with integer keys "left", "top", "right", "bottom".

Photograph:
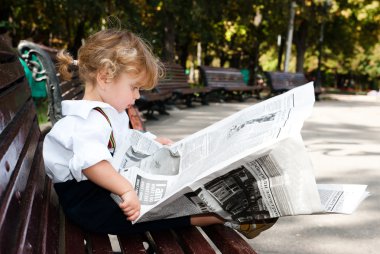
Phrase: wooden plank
[
  {"left": 202, "top": 225, "right": 257, "bottom": 254},
  {"left": 61, "top": 86, "right": 84, "bottom": 100},
  {"left": 18, "top": 139, "right": 49, "bottom": 254},
  {"left": 0, "top": 78, "right": 31, "bottom": 133},
  {"left": 148, "top": 230, "right": 184, "bottom": 254},
  {"left": 174, "top": 226, "right": 215, "bottom": 254},
  {"left": 60, "top": 80, "right": 83, "bottom": 95},
  {"left": 0, "top": 49, "right": 16, "bottom": 61},
  {"left": 118, "top": 234, "right": 148, "bottom": 254},
  {"left": 0, "top": 101, "right": 36, "bottom": 204},
  {"left": 127, "top": 106, "right": 146, "bottom": 131},
  {"left": 40, "top": 176, "right": 60, "bottom": 254},
  {"left": 0, "top": 122, "right": 41, "bottom": 254},
  {"left": 87, "top": 233, "right": 113, "bottom": 253},
  {"left": 0, "top": 58, "right": 25, "bottom": 90},
  {"left": 64, "top": 218, "right": 86, "bottom": 254}
]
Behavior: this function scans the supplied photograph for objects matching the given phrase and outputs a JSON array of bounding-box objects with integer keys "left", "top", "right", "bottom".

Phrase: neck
[{"left": 83, "top": 85, "right": 103, "bottom": 102}]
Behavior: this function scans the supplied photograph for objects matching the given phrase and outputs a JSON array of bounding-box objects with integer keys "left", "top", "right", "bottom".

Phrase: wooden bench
[
  {"left": 157, "top": 62, "right": 210, "bottom": 107},
  {"left": 1, "top": 38, "right": 258, "bottom": 253},
  {"left": 264, "top": 71, "right": 310, "bottom": 96},
  {"left": 199, "top": 66, "right": 262, "bottom": 102},
  {"left": 137, "top": 89, "right": 172, "bottom": 119}
]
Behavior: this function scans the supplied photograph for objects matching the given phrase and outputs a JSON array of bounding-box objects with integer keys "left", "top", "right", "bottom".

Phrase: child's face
[{"left": 104, "top": 72, "right": 144, "bottom": 112}]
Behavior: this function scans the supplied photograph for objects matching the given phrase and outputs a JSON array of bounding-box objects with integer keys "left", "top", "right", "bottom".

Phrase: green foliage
[{"left": 1, "top": 0, "right": 379, "bottom": 80}]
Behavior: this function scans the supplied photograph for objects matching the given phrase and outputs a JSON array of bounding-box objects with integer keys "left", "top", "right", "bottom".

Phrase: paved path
[{"left": 146, "top": 94, "right": 380, "bottom": 254}]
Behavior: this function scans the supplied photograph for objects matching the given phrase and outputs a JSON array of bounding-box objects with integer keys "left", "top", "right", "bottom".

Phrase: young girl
[{"left": 43, "top": 28, "right": 275, "bottom": 237}]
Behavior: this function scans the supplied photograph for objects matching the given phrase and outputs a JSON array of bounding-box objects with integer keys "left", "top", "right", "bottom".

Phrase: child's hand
[
  {"left": 119, "top": 190, "right": 141, "bottom": 221},
  {"left": 155, "top": 137, "right": 174, "bottom": 145}
]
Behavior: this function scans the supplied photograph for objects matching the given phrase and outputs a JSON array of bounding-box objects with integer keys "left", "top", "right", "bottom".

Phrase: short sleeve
[{"left": 69, "top": 110, "right": 113, "bottom": 181}]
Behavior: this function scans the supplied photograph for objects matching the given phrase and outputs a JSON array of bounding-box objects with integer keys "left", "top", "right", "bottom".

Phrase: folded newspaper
[{"left": 111, "top": 82, "right": 369, "bottom": 223}]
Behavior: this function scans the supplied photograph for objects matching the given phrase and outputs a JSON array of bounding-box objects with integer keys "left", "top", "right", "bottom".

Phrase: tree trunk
[
  {"left": 294, "top": 19, "right": 308, "bottom": 72},
  {"left": 162, "top": 11, "right": 175, "bottom": 62},
  {"left": 178, "top": 40, "right": 189, "bottom": 70},
  {"left": 203, "top": 43, "right": 213, "bottom": 66},
  {"left": 230, "top": 53, "right": 241, "bottom": 68},
  {"left": 69, "top": 20, "right": 85, "bottom": 58},
  {"left": 277, "top": 35, "right": 285, "bottom": 71},
  {"left": 248, "top": 40, "right": 261, "bottom": 86}
]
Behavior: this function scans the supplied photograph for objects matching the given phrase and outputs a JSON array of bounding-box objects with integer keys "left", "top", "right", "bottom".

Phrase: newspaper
[{"left": 111, "top": 82, "right": 368, "bottom": 223}]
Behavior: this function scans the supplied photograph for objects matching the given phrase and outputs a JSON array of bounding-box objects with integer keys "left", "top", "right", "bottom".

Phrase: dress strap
[{"left": 93, "top": 107, "right": 116, "bottom": 155}]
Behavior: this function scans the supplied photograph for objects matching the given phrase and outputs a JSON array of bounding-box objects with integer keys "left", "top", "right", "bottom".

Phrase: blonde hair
[{"left": 57, "top": 29, "right": 163, "bottom": 90}]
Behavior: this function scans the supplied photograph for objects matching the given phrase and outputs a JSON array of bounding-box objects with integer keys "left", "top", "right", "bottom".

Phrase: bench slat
[
  {"left": 41, "top": 176, "right": 60, "bottom": 254},
  {"left": 0, "top": 78, "right": 31, "bottom": 133},
  {"left": 0, "top": 121, "right": 40, "bottom": 253},
  {"left": 127, "top": 106, "right": 146, "bottom": 131},
  {"left": 118, "top": 234, "right": 148, "bottom": 254},
  {"left": 148, "top": 230, "right": 184, "bottom": 254},
  {"left": 22, "top": 140, "right": 51, "bottom": 254},
  {"left": 64, "top": 218, "right": 87, "bottom": 254},
  {"left": 0, "top": 60, "right": 25, "bottom": 90},
  {"left": 202, "top": 224, "right": 257, "bottom": 254},
  {"left": 59, "top": 80, "right": 82, "bottom": 94},
  {"left": 87, "top": 233, "right": 113, "bottom": 253},
  {"left": 0, "top": 100, "right": 36, "bottom": 202},
  {"left": 61, "top": 86, "right": 84, "bottom": 100},
  {"left": 175, "top": 226, "right": 216, "bottom": 254}
]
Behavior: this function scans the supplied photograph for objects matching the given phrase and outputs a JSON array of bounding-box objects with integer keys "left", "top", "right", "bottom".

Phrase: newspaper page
[
  {"left": 317, "top": 184, "right": 369, "bottom": 214},
  {"left": 111, "top": 82, "right": 368, "bottom": 223}
]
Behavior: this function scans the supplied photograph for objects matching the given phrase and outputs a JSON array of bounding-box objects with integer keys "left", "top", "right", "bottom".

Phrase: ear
[{"left": 96, "top": 70, "right": 109, "bottom": 90}]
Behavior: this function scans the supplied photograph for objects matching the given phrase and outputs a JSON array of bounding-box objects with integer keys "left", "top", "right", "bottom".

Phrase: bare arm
[
  {"left": 83, "top": 160, "right": 140, "bottom": 221},
  {"left": 83, "top": 160, "right": 132, "bottom": 195}
]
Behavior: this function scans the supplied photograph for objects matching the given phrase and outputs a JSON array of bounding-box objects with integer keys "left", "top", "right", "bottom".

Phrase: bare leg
[{"left": 190, "top": 213, "right": 225, "bottom": 226}]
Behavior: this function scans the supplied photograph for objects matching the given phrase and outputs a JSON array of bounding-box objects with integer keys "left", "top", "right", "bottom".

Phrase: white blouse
[{"left": 43, "top": 100, "right": 131, "bottom": 183}]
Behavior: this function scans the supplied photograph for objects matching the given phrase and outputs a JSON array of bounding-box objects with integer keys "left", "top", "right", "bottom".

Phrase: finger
[
  {"left": 123, "top": 209, "right": 135, "bottom": 216},
  {"left": 127, "top": 211, "right": 140, "bottom": 221},
  {"left": 119, "top": 201, "right": 129, "bottom": 209}
]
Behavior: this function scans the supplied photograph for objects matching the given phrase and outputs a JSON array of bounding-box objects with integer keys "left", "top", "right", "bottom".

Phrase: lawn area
[{"left": 35, "top": 98, "right": 49, "bottom": 125}]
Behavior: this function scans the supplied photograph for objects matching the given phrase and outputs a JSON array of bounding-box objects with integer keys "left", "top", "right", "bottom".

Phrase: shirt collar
[{"left": 62, "top": 100, "right": 115, "bottom": 119}]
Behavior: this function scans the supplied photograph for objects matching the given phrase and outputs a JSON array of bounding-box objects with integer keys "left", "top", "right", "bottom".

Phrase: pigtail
[{"left": 56, "top": 50, "right": 76, "bottom": 81}]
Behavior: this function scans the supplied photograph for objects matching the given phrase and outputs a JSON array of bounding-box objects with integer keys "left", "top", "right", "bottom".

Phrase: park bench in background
[
  {"left": 1, "top": 39, "right": 257, "bottom": 253},
  {"left": 157, "top": 62, "right": 210, "bottom": 107},
  {"left": 264, "top": 71, "right": 311, "bottom": 95},
  {"left": 199, "top": 65, "right": 263, "bottom": 102}
]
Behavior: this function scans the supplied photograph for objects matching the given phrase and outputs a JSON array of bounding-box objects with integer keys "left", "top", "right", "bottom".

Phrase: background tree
[{"left": 1, "top": 0, "right": 379, "bottom": 88}]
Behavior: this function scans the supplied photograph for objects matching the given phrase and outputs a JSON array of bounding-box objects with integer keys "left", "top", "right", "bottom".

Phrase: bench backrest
[
  {"left": 18, "top": 41, "right": 145, "bottom": 131},
  {"left": 199, "top": 66, "right": 246, "bottom": 88},
  {"left": 0, "top": 38, "right": 59, "bottom": 253},
  {"left": 157, "top": 62, "right": 189, "bottom": 91},
  {"left": 264, "top": 71, "right": 308, "bottom": 93}
]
